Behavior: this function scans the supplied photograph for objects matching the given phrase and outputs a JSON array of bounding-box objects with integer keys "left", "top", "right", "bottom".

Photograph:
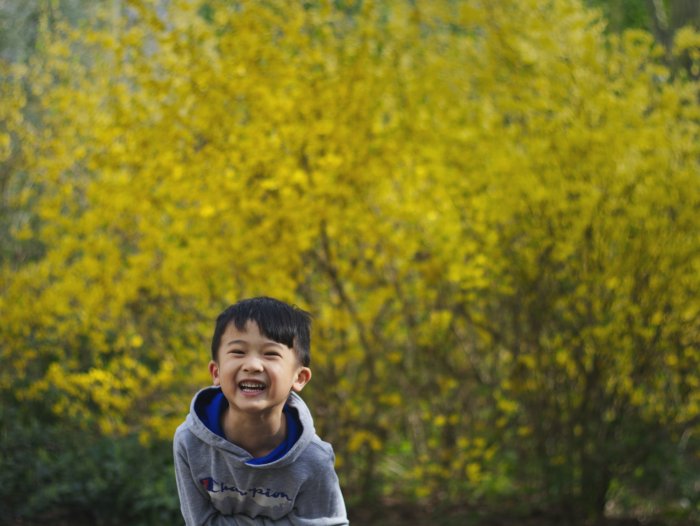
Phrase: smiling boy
[{"left": 173, "top": 297, "right": 348, "bottom": 525}]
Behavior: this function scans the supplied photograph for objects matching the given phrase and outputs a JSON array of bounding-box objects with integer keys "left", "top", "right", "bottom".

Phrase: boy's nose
[{"left": 242, "top": 356, "right": 264, "bottom": 372}]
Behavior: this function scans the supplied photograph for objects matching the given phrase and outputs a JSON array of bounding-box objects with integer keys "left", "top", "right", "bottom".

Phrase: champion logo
[{"left": 200, "top": 477, "right": 293, "bottom": 502}]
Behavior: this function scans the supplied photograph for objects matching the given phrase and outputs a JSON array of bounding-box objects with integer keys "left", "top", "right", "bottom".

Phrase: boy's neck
[{"left": 222, "top": 405, "right": 287, "bottom": 458}]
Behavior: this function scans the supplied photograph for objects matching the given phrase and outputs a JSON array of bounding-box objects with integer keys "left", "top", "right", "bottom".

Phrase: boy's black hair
[{"left": 211, "top": 296, "right": 311, "bottom": 366}]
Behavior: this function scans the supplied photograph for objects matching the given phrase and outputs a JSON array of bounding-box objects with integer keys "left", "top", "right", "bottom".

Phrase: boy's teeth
[{"left": 240, "top": 382, "right": 265, "bottom": 389}]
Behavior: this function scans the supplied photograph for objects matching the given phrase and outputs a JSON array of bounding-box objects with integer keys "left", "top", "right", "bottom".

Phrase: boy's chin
[{"left": 233, "top": 398, "right": 286, "bottom": 414}]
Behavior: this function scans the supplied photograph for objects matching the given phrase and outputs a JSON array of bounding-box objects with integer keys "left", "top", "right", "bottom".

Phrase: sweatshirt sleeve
[{"left": 287, "top": 447, "right": 349, "bottom": 526}]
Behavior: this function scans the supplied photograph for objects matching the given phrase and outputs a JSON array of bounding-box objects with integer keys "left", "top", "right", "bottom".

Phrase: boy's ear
[
  {"left": 291, "top": 367, "right": 312, "bottom": 393},
  {"left": 209, "top": 361, "right": 221, "bottom": 386}
]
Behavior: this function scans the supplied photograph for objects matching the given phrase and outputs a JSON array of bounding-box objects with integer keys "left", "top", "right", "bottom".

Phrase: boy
[{"left": 173, "top": 297, "right": 348, "bottom": 525}]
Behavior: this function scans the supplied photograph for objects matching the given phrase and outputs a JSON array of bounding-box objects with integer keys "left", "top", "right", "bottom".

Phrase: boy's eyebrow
[
  {"left": 223, "top": 339, "right": 286, "bottom": 348},
  {"left": 224, "top": 339, "right": 247, "bottom": 346}
]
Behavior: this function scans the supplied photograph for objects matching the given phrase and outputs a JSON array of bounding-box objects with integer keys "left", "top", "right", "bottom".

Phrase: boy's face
[{"left": 209, "top": 320, "right": 311, "bottom": 416}]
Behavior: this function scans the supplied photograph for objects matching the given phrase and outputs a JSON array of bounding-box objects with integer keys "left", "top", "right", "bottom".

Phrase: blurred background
[{"left": 1, "top": 1, "right": 699, "bottom": 524}]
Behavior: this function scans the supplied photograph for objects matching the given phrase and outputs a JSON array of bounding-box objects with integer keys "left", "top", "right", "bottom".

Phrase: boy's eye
[
  {"left": 265, "top": 352, "right": 282, "bottom": 358},
  {"left": 229, "top": 349, "right": 245, "bottom": 355}
]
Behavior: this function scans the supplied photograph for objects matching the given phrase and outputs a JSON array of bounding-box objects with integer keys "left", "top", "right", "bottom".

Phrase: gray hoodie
[{"left": 174, "top": 387, "right": 348, "bottom": 526}]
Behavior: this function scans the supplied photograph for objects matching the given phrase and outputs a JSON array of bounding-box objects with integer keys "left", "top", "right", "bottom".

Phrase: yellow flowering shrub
[{"left": 2, "top": 0, "right": 699, "bottom": 518}]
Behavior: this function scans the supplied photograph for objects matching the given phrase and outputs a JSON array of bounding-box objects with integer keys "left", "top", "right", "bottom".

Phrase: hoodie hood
[{"left": 186, "top": 386, "right": 316, "bottom": 469}]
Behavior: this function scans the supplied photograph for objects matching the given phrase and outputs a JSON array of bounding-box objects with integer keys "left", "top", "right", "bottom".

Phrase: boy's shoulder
[
  {"left": 305, "top": 434, "right": 335, "bottom": 460},
  {"left": 173, "top": 414, "right": 202, "bottom": 453},
  {"left": 173, "top": 415, "right": 194, "bottom": 443},
  {"left": 284, "top": 434, "right": 336, "bottom": 477}
]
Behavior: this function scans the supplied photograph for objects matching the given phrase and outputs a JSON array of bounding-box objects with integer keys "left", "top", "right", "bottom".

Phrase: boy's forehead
[
  {"left": 223, "top": 319, "right": 261, "bottom": 337},
  {"left": 221, "top": 320, "right": 290, "bottom": 347},
  {"left": 225, "top": 319, "right": 257, "bottom": 331}
]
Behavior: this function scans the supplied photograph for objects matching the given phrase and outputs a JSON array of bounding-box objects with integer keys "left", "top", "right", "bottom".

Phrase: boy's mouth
[{"left": 239, "top": 381, "right": 266, "bottom": 393}]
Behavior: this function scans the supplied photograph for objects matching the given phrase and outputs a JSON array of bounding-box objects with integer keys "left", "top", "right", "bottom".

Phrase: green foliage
[
  {"left": 585, "top": 0, "right": 650, "bottom": 32},
  {"left": 0, "top": 402, "right": 179, "bottom": 525},
  {"left": 1, "top": 0, "right": 700, "bottom": 523}
]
